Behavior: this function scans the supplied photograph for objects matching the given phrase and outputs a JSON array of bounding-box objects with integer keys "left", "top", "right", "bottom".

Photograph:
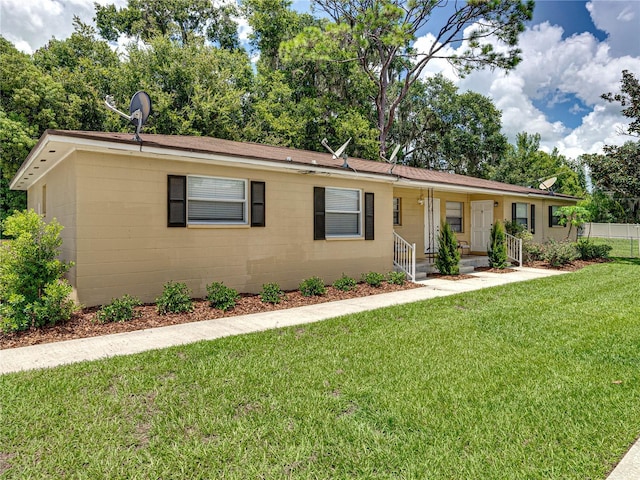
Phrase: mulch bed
[
  {"left": 0, "top": 282, "right": 422, "bottom": 350},
  {"left": 427, "top": 273, "right": 477, "bottom": 280},
  {"left": 474, "top": 267, "right": 517, "bottom": 274}
]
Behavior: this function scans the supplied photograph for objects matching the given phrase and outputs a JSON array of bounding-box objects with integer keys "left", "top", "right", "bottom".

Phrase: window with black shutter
[
  {"left": 167, "top": 175, "right": 186, "bottom": 227},
  {"left": 251, "top": 181, "right": 266, "bottom": 227},
  {"left": 314, "top": 187, "right": 325, "bottom": 240},
  {"left": 364, "top": 192, "right": 374, "bottom": 240},
  {"left": 530, "top": 204, "right": 536, "bottom": 234}
]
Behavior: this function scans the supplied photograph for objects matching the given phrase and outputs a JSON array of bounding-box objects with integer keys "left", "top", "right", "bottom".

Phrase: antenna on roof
[
  {"left": 321, "top": 137, "right": 351, "bottom": 160},
  {"left": 104, "top": 91, "right": 152, "bottom": 142},
  {"left": 538, "top": 176, "right": 557, "bottom": 194}
]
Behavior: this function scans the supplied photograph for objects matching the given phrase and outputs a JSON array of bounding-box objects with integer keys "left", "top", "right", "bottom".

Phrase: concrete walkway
[
  {"left": 1, "top": 265, "right": 637, "bottom": 478},
  {"left": 0, "top": 266, "right": 566, "bottom": 375}
]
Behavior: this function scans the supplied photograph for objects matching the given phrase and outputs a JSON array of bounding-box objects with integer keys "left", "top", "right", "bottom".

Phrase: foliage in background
[
  {"left": 259, "top": 282, "right": 284, "bottom": 304},
  {"left": 156, "top": 281, "right": 193, "bottom": 315},
  {"left": 553, "top": 205, "right": 591, "bottom": 239},
  {"left": 435, "top": 222, "right": 460, "bottom": 275},
  {"left": 95, "top": 294, "right": 142, "bottom": 323},
  {"left": 0, "top": 210, "right": 76, "bottom": 332},
  {"left": 488, "top": 221, "right": 508, "bottom": 269},
  {"left": 206, "top": 282, "right": 240, "bottom": 311},
  {"left": 575, "top": 239, "right": 612, "bottom": 261}
]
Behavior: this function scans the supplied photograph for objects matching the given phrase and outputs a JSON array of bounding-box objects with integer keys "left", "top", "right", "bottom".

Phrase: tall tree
[
  {"left": 282, "top": 0, "right": 533, "bottom": 158},
  {"left": 95, "top": 0, "right": 240, "bottom": 48},
  {"left": 492, "top": 132, "right": 586, "bottom": 196},
  {"left": 393, "top": 75, "right": 507, "bottom": 177}
]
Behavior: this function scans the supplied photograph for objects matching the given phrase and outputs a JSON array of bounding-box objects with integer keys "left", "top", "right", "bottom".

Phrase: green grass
[
  {"left": 587, "top": 236, "right": 640, "bottom": 258},
  {"left": 2, "top": 260, "right": 640, "bottom": 479}
]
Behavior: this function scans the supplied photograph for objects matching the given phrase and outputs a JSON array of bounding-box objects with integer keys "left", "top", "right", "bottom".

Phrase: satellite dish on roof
[
  {"left": 381, "top": 144, "right": 401, "bottom": 164},
  {"left": 105, "top": 91, "right": 152, "bottom": 142},
  {"left": 539, "top": 176, "right": 557, "bottom": 190},
  {"left": 321, "top": 137, "right": 351, "bottom": 160}
]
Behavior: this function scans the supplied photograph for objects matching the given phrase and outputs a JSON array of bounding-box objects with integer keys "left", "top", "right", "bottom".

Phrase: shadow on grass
[{"left": 611, "top": 257, "right": 640, "bottom": 266}]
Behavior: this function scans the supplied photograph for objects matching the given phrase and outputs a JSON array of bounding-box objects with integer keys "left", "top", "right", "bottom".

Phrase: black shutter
[
  {"left": 530, "top": 204, "right": 535, "bottom": 234},
  {"left": 364, "top": 192, "right": 374, "bottom": 240},
  {"left": 548, "top": 206, "right": 553, "bottom": 228},
  {"left": 167, "top": 175, "right": 186, "bottom": 227},
  {"left": 511, "top": 203, "right": 517, "bottom": 223},
  {"left": 250, "top": 181, "right": 266, "bottom": 227},
  {"left": 314, "top": 187, "right": 325, "bottom": 240}
]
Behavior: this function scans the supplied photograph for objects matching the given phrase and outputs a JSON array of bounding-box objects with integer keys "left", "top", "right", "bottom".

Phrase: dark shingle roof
[{"left": 40, "top": 130, "right": 578, "bottom": 198}]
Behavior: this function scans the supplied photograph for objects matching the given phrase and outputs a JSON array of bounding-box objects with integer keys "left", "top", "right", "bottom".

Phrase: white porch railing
[
  {"left": 505, "top": 232, "right": 523, "bottom": 267},
  {"left": 393, "top": 231, "right": 416, "bottom": 282}
]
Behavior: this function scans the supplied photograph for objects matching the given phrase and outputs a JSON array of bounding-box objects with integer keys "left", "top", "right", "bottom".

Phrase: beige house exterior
[{"left": 11, "top": 130, "right": 578, "bottom": 307}]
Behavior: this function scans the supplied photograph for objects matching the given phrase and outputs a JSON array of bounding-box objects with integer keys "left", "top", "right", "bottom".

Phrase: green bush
[
  {"left": 575, "top": 239, "right": 613, "bottom": 260},
  {"left": 299, "top": 276, "right": 326, "bottom": 297},
  {"left": 206, "top": 282, "right": 239, "bottom": 311},
  {"left": 488, "top": 221, "right": 508, "bottom": 269},
  {"left": 156, "top": 281, "right": 193, "bottom": 315},
  {"left": 543, "top": 240, "right": 579, "bottom": 267},
  {"left": 361, "top": 271, "right": 385, "bottom": 287},
  {"left": 333, "top": 274, "right": 357, "bottom": 291},
  {"left": 504, "top": 219, "right": 526, "bottom": 236},
  {"left": 259, "top": 282, "right": 284, "bottom": 304},
  {"left": 435, "top": 222, "right": 460, "bottom": 275},
  {"left": 386, "top": 271, "right": 406, "bottom": 285},
  {"left": 0, "top": 210, "right": 76, "bottom": 332},
  {"left": 95, "top": 295, "right": 142, "bottom": 323}
]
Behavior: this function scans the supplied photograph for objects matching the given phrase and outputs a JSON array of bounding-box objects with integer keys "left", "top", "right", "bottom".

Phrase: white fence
[{"left": 580, "top": 223, "right": 640, "bottom": 258}]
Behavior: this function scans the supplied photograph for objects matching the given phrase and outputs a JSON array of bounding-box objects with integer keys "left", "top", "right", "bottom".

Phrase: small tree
[
  {"left": 435, "top": 222, "right": 460, "bottom": 275},
  {"left": 488, "top": 221, "right": 508, "bottom": 269},
  {"left": 0, "top": 210, "right": 76, "bottom": 332},
  {"left": 554, "top": 205, "right": 591, "bottom": 239}
]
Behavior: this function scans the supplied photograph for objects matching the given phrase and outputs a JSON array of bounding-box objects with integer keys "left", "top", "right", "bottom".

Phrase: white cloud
[
  {"left": 413, "top": 13, "right": 640, "bottom": 159},
  {"left": 587, "top": 0, "right": 640, "bottom": 57}
]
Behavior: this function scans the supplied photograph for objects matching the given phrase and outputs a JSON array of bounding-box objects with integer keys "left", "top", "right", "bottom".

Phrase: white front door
[
  {"left": 471, "top": 200, "right": 494, "bottom": 252},
  {"left": 424, "top": 198, "right": 441, "bottom": 254}
]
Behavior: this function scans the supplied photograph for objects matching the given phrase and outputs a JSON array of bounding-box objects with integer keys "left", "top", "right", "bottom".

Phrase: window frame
[
  {"left": 187, "top": 175, "right": 248, "bottom": 225},
  {"left": 513, "top": 202, "right": 529, "bottom": 230},
  {"left": 393, "top": 197, "right": 402, "bottom": 226},
  {"left": 445, "top": 201, "right": 463, "bottom": 233},
  {"left": 549, "top": 205, "right": 564, "bottom": 227},
  {"left": 324, "top": 186, "right": 362, "bottom": 238}
]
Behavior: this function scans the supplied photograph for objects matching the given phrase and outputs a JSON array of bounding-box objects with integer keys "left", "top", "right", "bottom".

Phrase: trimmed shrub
[
  {"left": 435, "top": 222, "right": 460, "bottom": 275},
  {"left": 95, "top": 294, "right": 142, "bottom": 323},
  {"left": 543, "top": 240, "right": 579, "bottom": 267},
  {"left": 299, "top": 276, "right": 326, "bottom": 297},
  {"left": 156, "top": 281, "right": 193, "bottom": 315},
  {"left": 206, "top": 282, "right": 239, "bottom": 311},
  {"left": 332, "top": 274, "right": 357, "bottom": 292},
  {"left": 0, "top": 210, "right": 76, "bottom": 332},
  {"left": 361, "top": 271, "right": 385, "bottom": 287},
  {"left": 575, "top": 239, "right": 612, "bottom": 260},
  {"left": 488, "top": 221, "right": 508, "bottom": 269},
  {"left": 260, "top": 282, "right": 284, "bottom": 304},
  {"left": 387, "top": 271, "right": 406, "bottom": 285}
]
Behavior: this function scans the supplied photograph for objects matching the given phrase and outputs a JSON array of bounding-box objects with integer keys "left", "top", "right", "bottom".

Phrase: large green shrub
[
  {"left": 156, "top": 281, "right": 193, "bottom": 315},
  {"left": 435, "top": 222, "right": 460, "bottom": 275},
  {"left": 543, "top": 240, "right": 579, "bottom": 267},
  {"left": 488, "top": 221, "right": 508, "bottom": 269},
  {"left": 0, "top": 210, "right": 76, "bottom": 332},
  {"left": 575, "top": 239, "right": 613, "bottom": 260}
]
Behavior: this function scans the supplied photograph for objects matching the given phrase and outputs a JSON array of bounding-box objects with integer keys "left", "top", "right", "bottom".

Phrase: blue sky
[{"left": 1, "top": 0, "right": 639, "bottom": 159}]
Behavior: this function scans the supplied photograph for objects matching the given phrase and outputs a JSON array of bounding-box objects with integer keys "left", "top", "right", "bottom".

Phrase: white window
[
  {"left": 187, "top": 176, "right": 247, "bottom": 224},
  {"left": 325, "top": 187, "right": 361, "bottom": 237},
  {"left": 514, "top": 202, "right": 528, "bottom": 229},
  {"left": 446, "top": 201, "right": 463, "bottom": 233},
  {"left": 393, "top": 197, "right": 401, "bottom": 226}
]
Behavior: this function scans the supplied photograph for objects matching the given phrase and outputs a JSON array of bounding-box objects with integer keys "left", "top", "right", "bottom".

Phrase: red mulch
[{"left": 0, "top": 282, "right": 422, "bottom": 350}]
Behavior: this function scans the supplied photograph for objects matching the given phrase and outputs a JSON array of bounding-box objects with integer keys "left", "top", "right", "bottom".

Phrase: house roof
[{"left": 10, "top": 129, "right": 578, "bottom": 200}]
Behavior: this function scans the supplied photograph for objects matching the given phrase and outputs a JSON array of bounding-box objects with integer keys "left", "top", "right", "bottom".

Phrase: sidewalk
[
  {"left": 0, "top": 267, "right": 565, "bottom": 375},
  {"left": 0, "top": 266, "right": 637, "bottom": 479}
]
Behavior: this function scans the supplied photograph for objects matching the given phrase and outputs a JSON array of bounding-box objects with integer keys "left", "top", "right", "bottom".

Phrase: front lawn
[{"left": 1, "top": 260, "right": 639, "bottom": 478}]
